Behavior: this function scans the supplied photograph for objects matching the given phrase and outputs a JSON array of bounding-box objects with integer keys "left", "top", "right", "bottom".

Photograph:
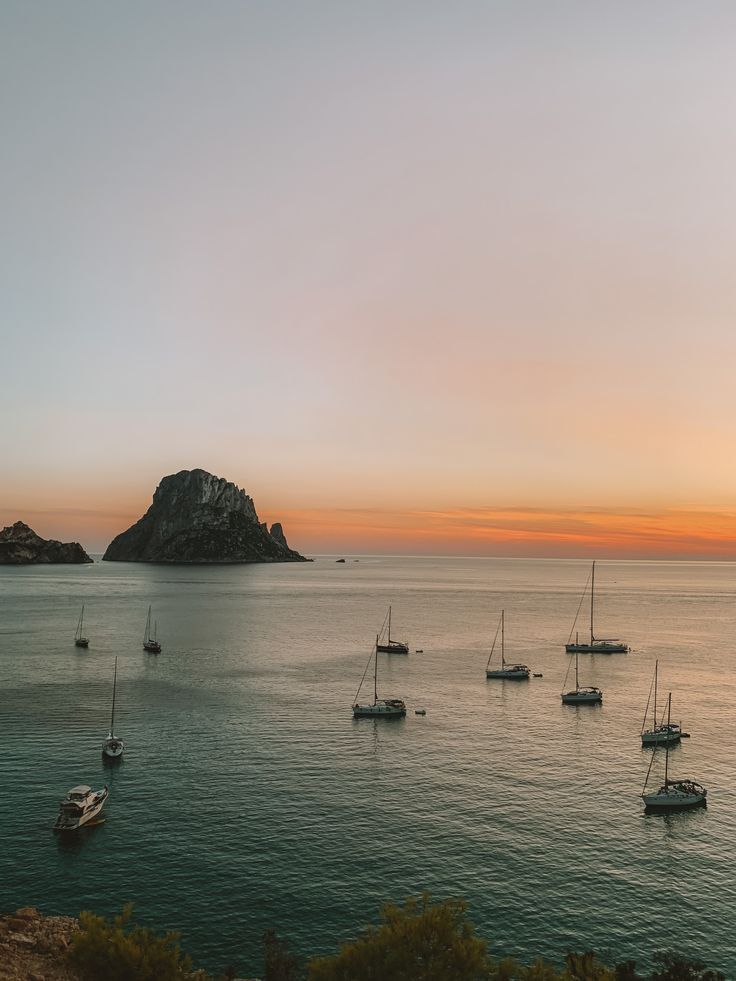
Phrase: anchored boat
[
  {"left": 102, "top": 657, "right": 124, "bottom": 759},
  {"left": 561, "top": 651, "right": 602, "bottom": 704},
  {"left": 74, "top": 605, "right": 89, "bottom": 648},
  {"left": 375, "top": 606, "right": 409, "bottom": 654},
  {"left": 485, "top": 611, "right": 530, "bottom": 679},
  {"left": 642, "top": 693, "right": 706, "bottom": 811},
  {"left": 565, "top": 562, "right": 629, "bottom": 654},
  {"left": 641, "top": 660, "right": 682, "bottom": 746},
  {"left": 353, "top": 637, "right": 407, "bottom": 718},
  {"left": 143, "top": 605, "right": 161, "bottom": 653},
  {"left": 53, "top": 785, "right": 109, "bottom": 831}
]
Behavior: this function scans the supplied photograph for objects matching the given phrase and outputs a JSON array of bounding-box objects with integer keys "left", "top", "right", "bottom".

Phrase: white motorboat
[
  {"left": 565, "top": 562, "right": 629, "bottom": 653},
  {"left": 641, "top": 660, "right": 682, "bottom": 746},
  {"left": 74, "top": 605, "right": 89, "bottom": 648},
  {"left": 102, "top": 657, "right": 124, "bottom": 759},
  {"left": 375, "top": 606, "right": 409, "bottom": 654},
  {"left": 53, "top": 785, "right": 109, "bottom": 831},
  {"left": 353, "top": 637, "right": 407, "bottom": 718},
  {"left": 642, "top": 693, "right": 706, "bottom": 811},
  {"left": 561, "top": 651, "right": 602, "bottom": 704},
  {"left": 485, "top": 610, "right": 530, "bottom": 679}
]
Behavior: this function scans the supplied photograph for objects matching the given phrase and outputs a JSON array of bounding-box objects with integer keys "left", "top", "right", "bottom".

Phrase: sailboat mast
[
  {"left": 501, "top": 610, "right": 505, "bottom": 668},
  {"left": 653, "top": 660, "right": 658, "bottom": 728},
  {"left": 575, "top": 651, "right": 579, "bottom": 690},
  {"left": 374, "top": 637, "right": 378, "bottom": 705},
  {"left": 663, "top": 692, "right": 672, "bottom": 786},
  {"left": 387, "top": 606, "right": 392, "bottom": 643},
  {"left": 110, "top": 657, "right": 117, "bottom": 736},
  {"left": 80, "top": 605, "right": 84, "bottom": 635},
  {"left": 590, "top": 561, "right": 595, "bottom": 644},
  {"left": 144, "top": 605, "right": 151, "bottom": 643}
]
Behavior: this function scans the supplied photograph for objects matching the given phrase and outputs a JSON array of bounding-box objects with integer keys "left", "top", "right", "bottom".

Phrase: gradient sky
[{"left": 3, "top": 2, "right": 736, "bottom": 556}]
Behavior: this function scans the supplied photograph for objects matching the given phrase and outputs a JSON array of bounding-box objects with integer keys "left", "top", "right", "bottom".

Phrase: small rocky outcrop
[
  {"left": 0, "top": 522, "right": 93, "bottom": 565},
  {"left": 103, "top": 469, "right": 309, "bottom": 564},
  {"left": 0, "top": 906, "right": 79, "bottom": 979}
]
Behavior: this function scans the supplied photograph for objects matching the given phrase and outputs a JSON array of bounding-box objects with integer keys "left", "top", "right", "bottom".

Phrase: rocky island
[
  {"left": 103, "top": 468, "right": 309, "bottom": 564},
  {"left": 0, "top": 521, "right": 93, "bottom": 564}
]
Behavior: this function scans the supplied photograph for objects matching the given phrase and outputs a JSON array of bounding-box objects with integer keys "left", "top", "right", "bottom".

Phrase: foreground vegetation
[{"left": 65, "top": 896, "right": 726, "bottom": 981}]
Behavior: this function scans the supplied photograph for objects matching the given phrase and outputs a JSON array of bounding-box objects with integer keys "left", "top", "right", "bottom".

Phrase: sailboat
[
  {"left": 375, "top": 606, "right": 409, "bottom": 654},
  {"left": 642, "top": 693, "right": 706, "bottom": 810},
  {"left": 565, "top": 561, "right": 629, "bottom": 654},
  {"left": 74, "top": 605, "right": 89, "bottom": 648},
  {"left": 641, "top": 660, "right": 682, "bottom": 746},
  {"left": 352, "top": 637, "right": 407, "bottom": 717},
  {"left": 485, "top": 611, "right": 530, "bottom": 679},
  {"left": 561, "top": 651, "right": 602, "bottom": 704},
  {"left": 143, "top": 605, "right": 161, "bottom": 653},
  {"left": 102, "top": 657, "right": 124, "bottom": 759}
]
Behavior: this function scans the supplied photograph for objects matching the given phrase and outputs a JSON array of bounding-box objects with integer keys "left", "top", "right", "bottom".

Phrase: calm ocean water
[{"left": 1, "top": 556, "right": 734, "bottom": 975}]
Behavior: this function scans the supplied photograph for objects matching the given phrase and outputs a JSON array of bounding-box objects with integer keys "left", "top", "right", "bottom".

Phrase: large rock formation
[
  {"left": 0, "top": 521, "right": 93, "bottom": 564},
  {"left": 103, "top": 469, "right": 308, "bottom": 564}
]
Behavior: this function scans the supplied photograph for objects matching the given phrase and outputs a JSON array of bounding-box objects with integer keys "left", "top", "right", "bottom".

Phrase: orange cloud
[{"left": 261, "top": 505, "right": 736, "bottom": 558}]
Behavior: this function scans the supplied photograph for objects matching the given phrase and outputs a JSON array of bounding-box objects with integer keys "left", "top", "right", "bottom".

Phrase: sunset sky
[{"left": 3, "top": 2, "right": 736, "bottom": 557}]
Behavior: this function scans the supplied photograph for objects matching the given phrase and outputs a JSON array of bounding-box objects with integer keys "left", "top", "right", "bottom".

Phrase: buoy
[
  {"left": 415, "top": 649, "right": 424, "bottom": 653},
  {"left": 533, "top": 673, "right": 543, "bottom": 678}
]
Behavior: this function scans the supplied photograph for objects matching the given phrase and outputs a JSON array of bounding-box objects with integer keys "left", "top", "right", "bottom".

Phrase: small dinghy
[{"left": 415, "top": 708, "right": 427, "bottom": 715}]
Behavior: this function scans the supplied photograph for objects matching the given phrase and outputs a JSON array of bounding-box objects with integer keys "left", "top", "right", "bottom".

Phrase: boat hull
[
  {"left": 561, "top": 690, "right": 602, "bottom": 704},
  {"left": 642, "top": 785, "right": 707, "bottom": 811},
  {"left": 376, "top": 642, "right": 409, "bottom": 654},
  {"left": 353, "top": 701, "right": 406, "bottom": 718},
  {"left": 486, "top": 669, "right": 530, "bottom": 679},
  {"left": 565, "top": 642, "right": 629, "bottom": 654},
  {"left": 143, "top": 642, "right": 161, "bottom": 653},
  {"left": 75, "top": 639, "right": 89, "bottom": 648},
  {"left": 641, "top": 727, "right": 681, "bottom": 746}
]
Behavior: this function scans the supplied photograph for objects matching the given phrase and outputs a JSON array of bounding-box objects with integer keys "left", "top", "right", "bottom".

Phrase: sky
[{"left": 2, "top": 1, "right": 736, "bottom": 557}]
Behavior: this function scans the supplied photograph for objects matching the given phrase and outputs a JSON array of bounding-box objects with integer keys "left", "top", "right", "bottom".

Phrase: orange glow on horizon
[{"left": 2, "top": 502, "right": 736, "bottom": 560}]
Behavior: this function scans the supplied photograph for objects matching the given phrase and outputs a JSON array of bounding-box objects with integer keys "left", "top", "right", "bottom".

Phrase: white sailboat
[
  {"left": 352, "top": 638, "right": 407, "bottom": 718},
  {"left": 641, "top": 660, "right": 682, "bottom": 746},
  {"left": 143, "top": 605, "right": 161, "bottom": 653},
  {"left": 74, "top": 605, "right": 89, "bottom": 648},
  {"left": 642, "top": 693, "right": 706, "bottom": 810},
  {"left": 565, "top": 561, "right": 629, "bottom": 654},
  {"left": 102, "top": 657, "right": 124, "bottom": 759},
  {"left": 561, "top": 651, "right": 603, "bottom": 704},
  {"left": 485, "top": 611, "right": 530, "bottom": 679},
  {"left": 375, "top": 606, "right": 409, "bottom": 654}
]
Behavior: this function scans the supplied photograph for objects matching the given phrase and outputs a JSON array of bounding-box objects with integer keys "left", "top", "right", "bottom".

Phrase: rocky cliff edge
[
  {"left": 0, "top": 522, "right": 93, "bottom": 565},
  {"left": 103, "top": 469, "right": 309, "bottom": 564}
]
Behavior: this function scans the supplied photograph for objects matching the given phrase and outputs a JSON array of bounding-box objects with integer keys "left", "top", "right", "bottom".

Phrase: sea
[{"left": 1, "top": 556, "right": 734, "bottom": 976}]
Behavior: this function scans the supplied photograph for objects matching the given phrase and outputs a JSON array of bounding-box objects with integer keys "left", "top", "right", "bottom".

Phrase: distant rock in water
[
  {"left": 0, "top": 521, "right": 93, "bottom": 564},
  {"left": 268, "top": 522, "right": 289, "bottom": 550},
  {"left": 103, "top": 469, "right": 309, "bottom": 564}
]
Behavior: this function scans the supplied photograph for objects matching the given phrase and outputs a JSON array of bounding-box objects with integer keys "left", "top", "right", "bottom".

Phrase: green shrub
[
  {"left": 67, "top": 903, "right": 209, "bottom": 981},
  {"left": 650, "top": 952, "right": 725, "bottom": 981},
  {"left": 307, "top": 893, "right": 489, "bottom": 981}
]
